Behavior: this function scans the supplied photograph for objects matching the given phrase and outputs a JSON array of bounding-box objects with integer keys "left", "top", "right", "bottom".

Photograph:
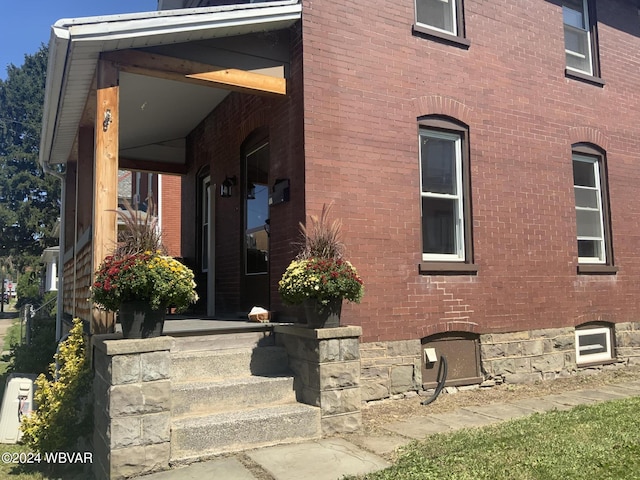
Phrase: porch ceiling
[{"left": 39, "top": 0, "right": 301, "bottom": 168}]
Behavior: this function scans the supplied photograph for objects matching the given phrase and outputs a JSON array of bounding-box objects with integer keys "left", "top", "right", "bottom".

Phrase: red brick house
[{"left": 41, "top": 0, "right": 640, "bottom": 400}]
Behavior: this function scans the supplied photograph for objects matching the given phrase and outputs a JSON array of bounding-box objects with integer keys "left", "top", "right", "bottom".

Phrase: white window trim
[
  {"left": 574, "top": 154, "right": 606, "bottom": 264},
  {"left": 415, "top": 0, "right": 458, "bottom": 37},
  {"left": 201, "top": 175, "right": 211, "bottom": 273},
  {"left": 575, "top": 326, "right": 613, "bottom": 365},
  {"left": 420, "top": 129, "right": 465, "bottom": 262},
  {"left": 563, "top": 0, "right": 594, "bottom": 76}
]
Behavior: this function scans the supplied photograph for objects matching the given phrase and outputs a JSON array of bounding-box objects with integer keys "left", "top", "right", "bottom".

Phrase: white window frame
[
  {"left": 575, "top": 326, "right": 613, "bottom": 365},
  {"left": 573, "top": 154, "right": 606, "bottom": 264},
  {"left": 415, "top": 0, "right": 459, "bottom": 37},
  {"left": 201, "top": 175, "right": 211, "bottom": 273},
  {"left": 419, "top": 129, "right": 465, "bottom": 262},
  {"left": 563, "top": 0, "right": 593, "bottom": 76}
]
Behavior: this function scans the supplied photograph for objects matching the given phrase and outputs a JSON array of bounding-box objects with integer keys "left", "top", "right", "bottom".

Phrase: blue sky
[{"left": 0, "top": 0, "right": 158, "bottom": 80}]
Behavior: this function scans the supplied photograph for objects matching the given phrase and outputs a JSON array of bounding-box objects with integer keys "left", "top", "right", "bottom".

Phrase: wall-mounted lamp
[{"left": 220, "top": 175, "right": 237, "bottom": 198}]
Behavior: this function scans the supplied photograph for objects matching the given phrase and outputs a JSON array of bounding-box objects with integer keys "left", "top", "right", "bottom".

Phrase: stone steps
[
  {"left": 172, "top": 374, "right": 297, "bottom": 418},
  {"left": 171, "top": 331, "right": 275, "bottom": 353},
  {"left": 170, "top": 403, "right": 321, "bottom": 461},
  {"left": 171, "top": 345, "right": 290, "bottom": 382},
  {"left": 169, "top": 339, "right": 320, "bottom": 461}
]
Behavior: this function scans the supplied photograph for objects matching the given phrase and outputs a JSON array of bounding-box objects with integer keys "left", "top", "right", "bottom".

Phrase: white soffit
[{"left": 40, "top": 1, "right": 301, "bottom": 166}]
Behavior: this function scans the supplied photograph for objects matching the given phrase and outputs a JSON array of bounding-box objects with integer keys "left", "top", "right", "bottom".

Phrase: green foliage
[
  {"left": 16, "top": 269, "right": 40, "bottom": 309},
  {"left": 0, "top": 45, "right": 60, "bottom": 273},
  {"left": 279, "top": 257, "right": 364, "bottom": 305},
  {"left": 92, "top": 252, "right": 198, "bottom": 312},
  {"left": 20, "top": 319, "right": 92, "bottom": 454},
  {"left": 347, "top": 397, "right": 640, "bottom": 480},
  {"left": 8, "top": 315, "right": 56, "bottom": 377}
]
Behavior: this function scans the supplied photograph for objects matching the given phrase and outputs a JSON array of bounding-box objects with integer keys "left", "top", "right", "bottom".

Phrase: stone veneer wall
[
  {"left": 360, "top": 340, "right": 422, "bottom": 402},
  {"left": 359, "top": 323, "right": 640, "bottom": 402},
  {"left": 275, "top": 325, "right": 363, "bottom": 434},
  {"left": 616, "top": 322, "right": 640, "bottom": 364},
  {"left": 93, "top": 335, "right": 174, "bottom": 480}
]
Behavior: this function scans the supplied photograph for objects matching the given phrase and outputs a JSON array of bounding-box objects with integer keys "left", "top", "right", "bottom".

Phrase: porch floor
[{"left": 114, "top": 315, "right": 294, "bottom": 337}]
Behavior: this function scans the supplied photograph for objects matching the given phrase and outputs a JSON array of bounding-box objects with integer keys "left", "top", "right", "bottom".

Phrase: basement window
[{"left": 575, "top": 325, "right": 613, "bottom": 365}]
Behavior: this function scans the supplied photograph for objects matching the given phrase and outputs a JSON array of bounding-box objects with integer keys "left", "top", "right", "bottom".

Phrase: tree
[{"left": 0, "top": 45, "right": 60, "bottom": 273}]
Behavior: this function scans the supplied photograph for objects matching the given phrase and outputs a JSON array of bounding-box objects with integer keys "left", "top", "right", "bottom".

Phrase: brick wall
[
  {"left": 183, "top": 27, "right": 305, "bottom": 315},
  {"left": 300, "top": 0, "right": 640, "bottom": 342},
  {"left": 160, "top": 174, "right": 182, "bottom": 258}
]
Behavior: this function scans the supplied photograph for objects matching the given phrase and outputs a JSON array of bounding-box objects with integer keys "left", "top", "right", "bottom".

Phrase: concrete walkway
[{"left": 135, "top": 378, "right": 640, "bottom": 480}]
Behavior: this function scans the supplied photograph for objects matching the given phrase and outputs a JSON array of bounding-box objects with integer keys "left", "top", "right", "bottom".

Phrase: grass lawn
[{"left": 349, "top": 397, "right": 640, "bottom": 480}]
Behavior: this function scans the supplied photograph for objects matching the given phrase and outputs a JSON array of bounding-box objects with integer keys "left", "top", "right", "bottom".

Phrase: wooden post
[{"left": 92, "top": 60, "right": 119, "bottom": 334}]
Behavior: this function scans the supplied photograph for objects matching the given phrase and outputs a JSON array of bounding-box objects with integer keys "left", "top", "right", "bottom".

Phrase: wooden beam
[
  {"left": 92, "top": 60, "right": 119, "bottom": 334},
  {"left": 119, "top": 157, "right": 188, "bottom": 175},
  {"left": 101, "top": 50, "right": 286, "bottom": 96}
]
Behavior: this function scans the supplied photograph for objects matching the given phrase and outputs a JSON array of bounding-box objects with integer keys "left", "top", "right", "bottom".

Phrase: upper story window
[
  {"left": 572, "top": 144, "right": 616, "bottom": 273},
  {"left": 414, "top": 0, "right": 469, "bottom": 48},
  {"left": 562, "top": 0, "right": 603, "bottom": 84},
  {"left": 418, "top": 117, "right": 476, "bottom": 274}
]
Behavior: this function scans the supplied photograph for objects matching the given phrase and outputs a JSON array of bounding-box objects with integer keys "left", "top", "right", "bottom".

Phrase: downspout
[{"left": 42, "top": 163, "right": 66, "bottom": 341}]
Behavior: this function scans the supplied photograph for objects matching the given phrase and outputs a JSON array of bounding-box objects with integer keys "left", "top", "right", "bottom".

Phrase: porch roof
[{"left": 39, "top": 0, "right": 301, "bottom": 168}]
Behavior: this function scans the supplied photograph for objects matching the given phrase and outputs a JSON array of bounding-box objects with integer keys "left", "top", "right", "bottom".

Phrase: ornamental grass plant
[{"left": 278, "top": 203, "right": 364, "bottom": 306}]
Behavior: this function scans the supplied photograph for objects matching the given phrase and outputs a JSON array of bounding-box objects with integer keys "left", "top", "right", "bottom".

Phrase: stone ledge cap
[
  {"left": 93, "top": 334, "right": 175, "bottom": 355},
  {"left": 274, "top": 325, "right": 362, "bottom": 339}
]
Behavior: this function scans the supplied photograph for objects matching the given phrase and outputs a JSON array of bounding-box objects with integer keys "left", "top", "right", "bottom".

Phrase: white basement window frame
[{"left": 575, "top": 326, "right": 613, "bottom": 365}]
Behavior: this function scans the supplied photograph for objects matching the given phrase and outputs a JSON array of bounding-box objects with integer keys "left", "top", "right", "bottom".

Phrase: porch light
[{"left": 220, "top": 175, "right": 237, "bottom": 198}]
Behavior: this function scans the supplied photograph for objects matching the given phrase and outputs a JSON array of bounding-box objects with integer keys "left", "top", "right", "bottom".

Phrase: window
[
  {"left": 572, "top": 146, "right": 614, "bottom": 270},
  {"left": 562, "top": 0, "right": 601, "bottom": 81},
  {"left": 575, "top": 325, "right": 613, "bottom": 365},
  {"left": 419, "top": 118, "right": 474, "bottom": 272},
  {"left": 414, "top": 0, "right": 468, "bottom": 46}
]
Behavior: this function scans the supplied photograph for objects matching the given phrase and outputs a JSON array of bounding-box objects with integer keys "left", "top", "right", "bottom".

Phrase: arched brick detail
[
  {"left": 415, "top": 95, "right": 474, "bottom": 125},
  {"left": 573, "top": 314, "right": 615, "bottom": 327},
  {"left": 417, "top": 320, "right": 480, "bottom": 339},
  {"left": 568, "top": 126, "right": 610, "bottom": 151}
]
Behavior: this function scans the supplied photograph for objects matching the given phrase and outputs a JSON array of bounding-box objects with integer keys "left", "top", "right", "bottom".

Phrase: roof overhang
[{"left": 39, "top": 1, "right": 301, "bottom": 167}]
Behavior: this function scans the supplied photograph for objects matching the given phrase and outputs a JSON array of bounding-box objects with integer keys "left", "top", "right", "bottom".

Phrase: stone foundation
[
  {"left": 360, "top": 340, "right": 422, "bottom": 402},
  {"left": 92, "top": 334, "right": 174, "bottom": 480},
  {"left": 275, "top": 325, "right": 362, "bottom": 434},
  {"left": 480, "top": 328, "right": 576, "bottom": 384},
  {"left": 615, "top": 322, "right": 640, "bottom": 364}
]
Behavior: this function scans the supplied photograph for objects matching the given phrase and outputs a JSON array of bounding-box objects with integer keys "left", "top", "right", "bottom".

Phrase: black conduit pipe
[{"left": 421, "top": 355, "right": 448, "bottom": 406}]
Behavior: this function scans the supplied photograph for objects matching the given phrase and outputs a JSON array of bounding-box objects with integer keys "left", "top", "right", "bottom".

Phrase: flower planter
[
  {"left": 303, "top": 297, "right": 342, "bottom": 328},
  {"left": 118, "top": 301, "right": 166, "bottom": 339}
]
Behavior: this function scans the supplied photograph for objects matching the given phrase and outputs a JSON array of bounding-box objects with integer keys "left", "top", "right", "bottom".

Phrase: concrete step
[
  {"left": 170, "top": 403, "right": 322, "bottom": 461},
  {"left": 171, "top": 331, "right": 275, "bottom": 353},
  {"left": 171, "top": 346, "right": 289, "bottom": 382},
  {"left": 172, "top": 375, "right": 297, "bottom": 418}
]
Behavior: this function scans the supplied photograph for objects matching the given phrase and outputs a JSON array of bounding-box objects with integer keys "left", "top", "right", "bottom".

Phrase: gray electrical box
[{"left": 0, "top": 374, "right": 36, "bottom": 444}]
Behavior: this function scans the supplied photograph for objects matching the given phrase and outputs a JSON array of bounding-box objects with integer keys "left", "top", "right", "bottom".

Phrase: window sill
[
  {"left": 577, "top": 264, "right": 618, "bottom": 275},
  {"left": 412, "top": 24, "right": 470, "bottom": 49},
  {"left": 419, "top": 262, "right": 478, "bottom": 275},
  {"left": 565, "top": 69, "right": 605, "bottom": 87}
]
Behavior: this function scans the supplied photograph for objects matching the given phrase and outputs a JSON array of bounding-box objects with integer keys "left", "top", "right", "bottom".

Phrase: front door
[{"left": 243, "top": 141, "right": 270, "bottom": 311}]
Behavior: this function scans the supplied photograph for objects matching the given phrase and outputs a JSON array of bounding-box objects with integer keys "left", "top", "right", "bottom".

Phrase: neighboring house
[
  {"left": 40, "top": 246, "right": 59, "bottom": 292},
  {"left": 40, "top": 0, "right": 640, "bottom": 400}
]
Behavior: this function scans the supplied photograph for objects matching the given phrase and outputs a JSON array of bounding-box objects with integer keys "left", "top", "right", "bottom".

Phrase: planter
[
  {"left": 303, "top": 297, "right": 342, "bottom": 328},
  {"left": 118, "top": 301, "right": 166, "bottom": 339}
]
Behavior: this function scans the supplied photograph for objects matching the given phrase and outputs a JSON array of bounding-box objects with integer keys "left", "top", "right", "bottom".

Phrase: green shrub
[
  {"left": 8, "top": 315, "right": 56, "bottom": 377},
  {"left": 20, "top": 318, "right": 92, "bottom": 453}
]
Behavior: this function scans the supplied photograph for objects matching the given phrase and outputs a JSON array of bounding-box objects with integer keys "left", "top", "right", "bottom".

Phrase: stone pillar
[
  {"left": 275, "top": 325, "right": 362, "bottom": 434},
  {"left": 92, "top": 334, "right": 174, "bottom": 480}
]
